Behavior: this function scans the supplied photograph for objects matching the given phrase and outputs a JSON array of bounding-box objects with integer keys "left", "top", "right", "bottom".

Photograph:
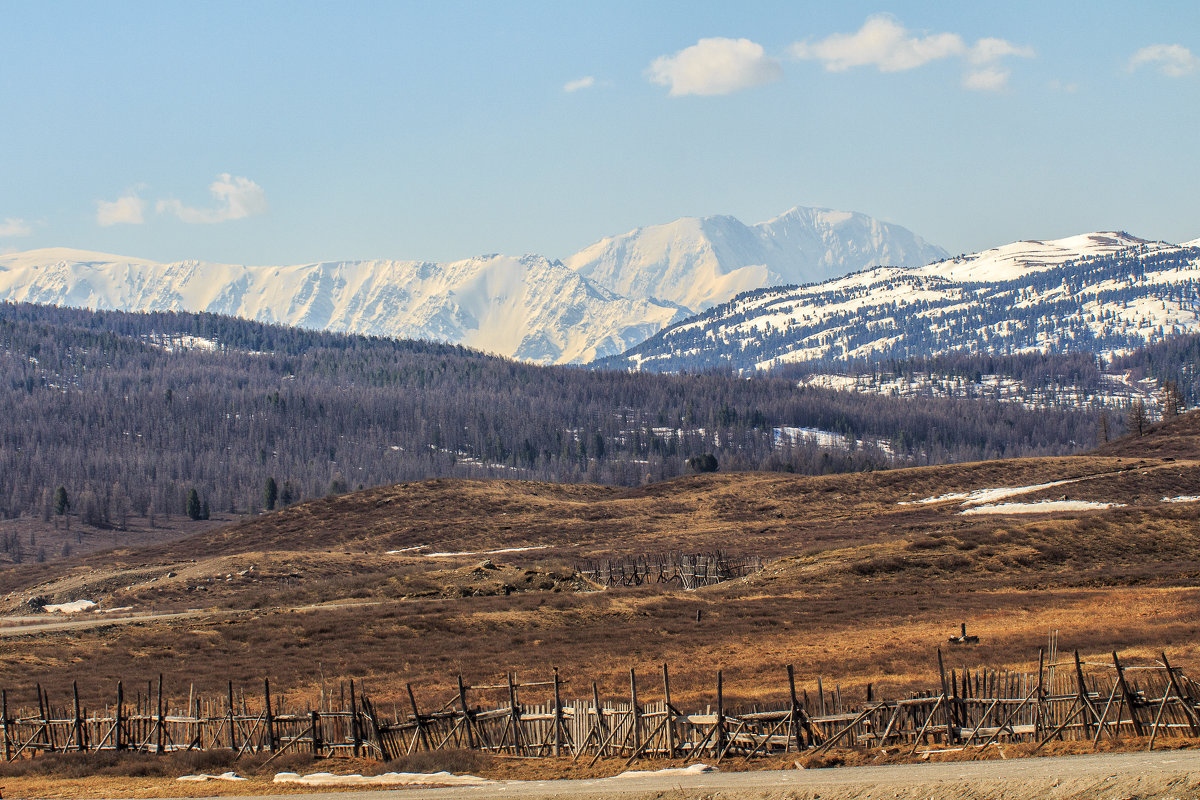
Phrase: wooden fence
[
  {"left": 575, "top": 551, "right": 764, "bottom": 589},
  {"left": 5, "top": 645, "right": 1200, "bottom": 764}
]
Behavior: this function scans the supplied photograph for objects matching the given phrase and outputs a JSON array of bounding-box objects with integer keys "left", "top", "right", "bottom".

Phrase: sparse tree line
[{"left": 0, "top": 302, "right": 1108, "bottom": 527}]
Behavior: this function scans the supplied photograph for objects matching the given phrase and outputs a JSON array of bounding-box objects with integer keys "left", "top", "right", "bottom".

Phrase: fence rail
[{"left": 5, "top": 645, "right": 1198, "bottom": 763}]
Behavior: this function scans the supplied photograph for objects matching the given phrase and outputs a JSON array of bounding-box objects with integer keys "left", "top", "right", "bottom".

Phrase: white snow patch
[
  {"left": 43, "top": 599, "right": 98, "bottom": 614},
  {"left": 273, "top": 771, "right": 493, "bottom": 786},
  {"left": 609, "top": 764, "right": 716, "bottom": 779},
  {"left": 902, "top": 478, "right": 1083, "bottom": 507},
  {"left": 385, "top": 545, "right": 428, "bottom": 554},
  {"left": 425, "top": 545, "right": 551, "bottom": 558},
  {"left": 1163, "top": 495, "right": 1200, "bottom": 503},
  {"left": 961, "top": 500, "right": 1122, "bottom": 515},
  {"left": 178, "top": 772, "right": 246, "bottom": 782}
]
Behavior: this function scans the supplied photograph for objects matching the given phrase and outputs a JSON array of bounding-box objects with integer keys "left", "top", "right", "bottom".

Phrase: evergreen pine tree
[
  {"left": 53, "top": 486, "right": 69, "bottom": 516},
  {"left": 264, "top": 477, "right": 278, "bottom": 511},
  {"left": 186, "top": 488, "right": 202, "bottom": 521}
]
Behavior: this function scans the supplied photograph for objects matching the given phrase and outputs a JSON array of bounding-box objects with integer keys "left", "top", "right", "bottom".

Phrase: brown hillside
[
  {"left": 1092, "top": 409, "right": 1200, "bottom": 459},
  {"left": 4, "top": 451, "right": 1200, "bottom": 716}
]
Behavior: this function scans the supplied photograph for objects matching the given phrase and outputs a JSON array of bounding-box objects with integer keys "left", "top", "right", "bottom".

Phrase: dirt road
[{"left": 132, "top": 750, "right": 1200, "bottom": 800}]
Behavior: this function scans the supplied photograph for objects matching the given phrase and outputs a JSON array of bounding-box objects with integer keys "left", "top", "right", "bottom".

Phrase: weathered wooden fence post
[
  {"left": 1, "top": 689, "right": 10, "bottom": 761},
  {"left": 264, "top": 678, "right": 277, "bottom": 752},
  {"left": 72, "top": 681, "right": 84, "bottom": 751},
  {"left": 662, "top": 664, "right": 676, "bottom": 759},
  {"left": 115, "top": 681, "right": 125, "bottom": 752},
  {"left": 226, "top": 681, "right": 237, "bottom": 751},
  {"left": 350, "top": 679, "right": 363, "bottom": 757},
  {"left": 155, "top": 674, "right": 165, "bottom": 755},
  {"left": 1113, "top": 652, "right": 1145, "bottom": 736},
  {"left": 552, "top": 668, "right": 564, "bottom": 757}
]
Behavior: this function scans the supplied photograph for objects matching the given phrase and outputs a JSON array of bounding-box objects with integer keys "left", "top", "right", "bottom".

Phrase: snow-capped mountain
[
  {"left": 598, "top": 232, "right": 1200, "bottom": 373},
  {"left": 0, "top": 248, "right": 683, "bottom": 364},
  {"left": 565, "top": 206, "right": 948, "bottom": 311},
  {"left": 0, "top": 205, "right": 943, "bottom": 364}
]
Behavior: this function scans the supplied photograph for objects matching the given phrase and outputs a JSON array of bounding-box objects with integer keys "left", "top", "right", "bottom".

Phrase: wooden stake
[
  {"left": 1113, "top": 652, "right": 1145, "bottom": 736},
  {"left": 154, "top": 675, "right": 165, "bottom": 755},
  {"left": 662, "top": 664, "right": 676, "bottom": 759},
  {"left": 264, "top": 678, "right": 277, "bottom": 752}
]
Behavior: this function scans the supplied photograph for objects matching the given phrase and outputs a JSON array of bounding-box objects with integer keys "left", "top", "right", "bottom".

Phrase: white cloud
[
  {"left": 157, "top": 173, "right": 267, "bottom": 224},
  {"left": 791, "top": 15, "right": 1033, "bottom": 91},
  {"left": 96, "top": 190, "right": 145, "bottom": 226},
  {"left": 0, "top": 218, "right": 32, "bottom": 237},
  {"left": 969, "top": 38, "right": 1035, "bottom": 65},
  {"left": 790, "top": 14, "right": 965, "bottom": 72},
  {"left": 563, "top": 76, "right": 596, "bottom": 93},
  {"left": 1129, "top": 44, "right": 1199, "bottom": 77},
  {"left": 963, "top": 67, "right": 1011, "bottom": 92},
  {"left": 648, "top": 37, "right": 782, "bottom": 96}
]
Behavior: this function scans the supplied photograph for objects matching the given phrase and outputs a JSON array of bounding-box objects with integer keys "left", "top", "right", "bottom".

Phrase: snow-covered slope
[
  {"left": 565, "top": 206, "right": 947, "bottom": 311},
  {"left": 599, "top": 234, "right": 1200, "bottom": 372},
  {"left": 928, "top": 231, "right": 1170, "bottom": 281},
  {"left": 0, "top": 248, "right": 683, "bottom": 364}
]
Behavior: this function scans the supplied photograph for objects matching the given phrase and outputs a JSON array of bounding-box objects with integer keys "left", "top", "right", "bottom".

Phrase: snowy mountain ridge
[
  {"left": 565, "top": 206, "right": 947, "bottom": 311},
  {"left": 598, "top": 234, "right": 1200, "bottom": 373},
  {"left": 0, "top": 248, "right": 683, "bottom": 364},
  {"left": 0, "top": 205, "right": 942, "bottom": 364}
]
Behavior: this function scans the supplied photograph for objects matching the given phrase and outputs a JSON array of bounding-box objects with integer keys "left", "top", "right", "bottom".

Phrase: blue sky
[{"left": 2, "top": 1, "right": 1198, "bottom": 264}]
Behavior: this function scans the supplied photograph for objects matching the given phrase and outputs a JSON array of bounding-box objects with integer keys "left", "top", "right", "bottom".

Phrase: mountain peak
[{"left": 566, "top": 204, "right": 947, "bottom": 311}]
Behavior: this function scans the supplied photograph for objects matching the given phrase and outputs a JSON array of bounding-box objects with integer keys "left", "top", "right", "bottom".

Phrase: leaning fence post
[
  {"left": 787, "top": 665, "right": 803, "bottom": 751},
  {"left": 1113, "top": 652, "right": 1145, "bottom": 737}
]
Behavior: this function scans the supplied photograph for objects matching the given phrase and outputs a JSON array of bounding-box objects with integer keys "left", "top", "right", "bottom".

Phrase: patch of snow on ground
[
  {"left": 43, "top": 599, "right": 98, "bottom": 614},
  {"left": 273, "top": 771, "right": 493, "bottom": 786},
  {"left": 425, "top": 545, "right": 551, "bottom": 558},
  {"left": 902, "top": 478, "right": 1082, "bottom": 506},
  {"left": 385, "top": 545, "right": 428, "bottom": 554},
  {"left": 178, "top": 772, "right": 246, "bottom": 782},
  {"left": 961, "top": 500, "right": 1122, "bottom": 515},
  {"left": 610, "top": 764, "right": 716, "bottom": 779},
  {"left": 1164, "top": 496, "right": 1200, "bottom": 503}
]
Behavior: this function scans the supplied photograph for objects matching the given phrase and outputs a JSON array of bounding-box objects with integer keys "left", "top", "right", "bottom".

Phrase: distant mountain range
[
  {"left": 597, "top": 232, "right": 1200, "bottom": 372},
  {"left": 0, "top": 206, "right": 942, "bottom": 364}
]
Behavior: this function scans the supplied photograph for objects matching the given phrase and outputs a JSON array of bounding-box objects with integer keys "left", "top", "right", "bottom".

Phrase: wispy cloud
[
  {"left": 1129, "top": 44, "right": 1199, "bottom": 77},
  {"left": 0, "top": 218, "right": 32, "bottom": 237},
  {"left": 648, "top": 37, "right": 782, "bottom": 96},
  {"left": 791, "top": 14, "right": 965, "bottom": 72},
  {"left": 157, "top": 173, "right": 267, "bottom": 224},
  {"left": 96, "top": 188, "right": 145, "bottom": 226},
  {"left": 791, "top": 14, "right": 1033, "bottom": 91},
  {"left": 563, "top": 76, "right": 596, "bottom": 93}
]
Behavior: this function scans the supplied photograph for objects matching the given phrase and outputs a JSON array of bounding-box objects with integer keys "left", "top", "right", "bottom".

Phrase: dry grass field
[{"left": 3, "top": 413, "right": 1200, "bottom": 727}]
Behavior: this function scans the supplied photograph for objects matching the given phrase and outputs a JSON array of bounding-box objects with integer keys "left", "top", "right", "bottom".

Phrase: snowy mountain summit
[
  {"left": 566, "top": 206, "right": 947, "bottom": 311},
  {"left": 0, "top": 205, "right": 940, "bottom": 364}
]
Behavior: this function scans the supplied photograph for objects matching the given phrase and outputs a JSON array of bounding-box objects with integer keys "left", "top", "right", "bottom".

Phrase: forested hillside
[{"left": 0, "top": 302, "right": 1104, "bottom": 525}]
